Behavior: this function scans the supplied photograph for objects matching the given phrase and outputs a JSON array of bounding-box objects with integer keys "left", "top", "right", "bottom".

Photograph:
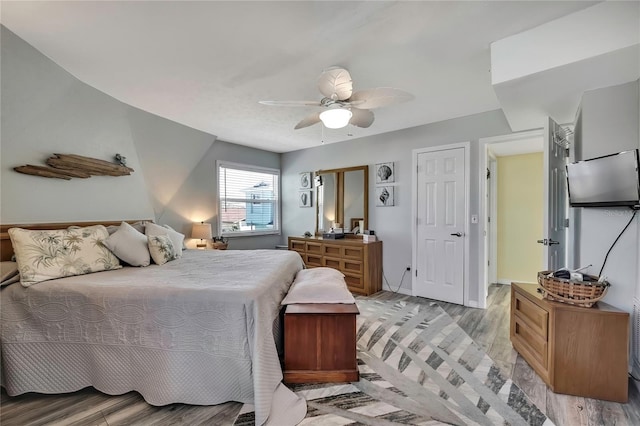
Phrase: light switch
[{"left": 471, "top": 214, "right": 478, "bottom": 224}]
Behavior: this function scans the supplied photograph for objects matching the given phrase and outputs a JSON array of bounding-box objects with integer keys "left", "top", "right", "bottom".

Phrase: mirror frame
[{"left": 315, "top": 165, "right": 368, "bottom": 236}]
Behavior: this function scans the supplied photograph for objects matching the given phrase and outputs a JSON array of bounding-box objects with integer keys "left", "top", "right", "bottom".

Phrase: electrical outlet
[{"left": 406, "top": 265, "right": 411, "bottom": 271}]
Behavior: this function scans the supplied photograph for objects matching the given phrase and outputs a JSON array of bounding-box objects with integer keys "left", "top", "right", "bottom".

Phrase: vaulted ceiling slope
[{"left": 1, "top": 1, "right": 597, "bottom": 153}]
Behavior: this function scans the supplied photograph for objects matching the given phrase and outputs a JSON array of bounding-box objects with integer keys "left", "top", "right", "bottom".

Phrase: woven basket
[{"left": 537, "top": 271, "right": 609, "bottom": 308}]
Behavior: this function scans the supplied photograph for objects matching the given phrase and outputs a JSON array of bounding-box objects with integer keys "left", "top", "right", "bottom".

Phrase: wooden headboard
[{"left": 0, "top": 220, "right": 153, "bottom": 261}]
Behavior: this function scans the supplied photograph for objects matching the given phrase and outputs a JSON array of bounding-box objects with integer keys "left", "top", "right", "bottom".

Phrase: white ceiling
[{"left": 0, "top": 1, "right": 598, "bottom": 153}]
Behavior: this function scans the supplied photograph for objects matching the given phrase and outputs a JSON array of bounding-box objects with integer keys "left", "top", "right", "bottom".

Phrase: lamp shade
[
  {"left": 319, "top": 108, "right": 352, "bottom": 129},
  {"left": 192, "top": 222, "right": 212, "bottom": 240}
]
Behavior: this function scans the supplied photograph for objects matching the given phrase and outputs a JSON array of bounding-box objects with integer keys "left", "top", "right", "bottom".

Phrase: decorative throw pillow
[
  {"left": 8, "top": 225, "right": 122, "bottom": 287},
  {"left": 148, "top": 234, "right": 178, "bottom": 265},
  {"left": 103, "top": 222, "right": 151, "bottom": 267},
  {"left": 163, "top": 224, "right": 187, "bottom": 250},
  {"left": 145, "top": 223, "right": 184, "bottom": 257}
]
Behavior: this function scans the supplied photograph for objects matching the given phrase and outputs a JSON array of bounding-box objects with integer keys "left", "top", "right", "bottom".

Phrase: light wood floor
[{"left": 2, "top": 284, "right": 639, "bottom": 425}]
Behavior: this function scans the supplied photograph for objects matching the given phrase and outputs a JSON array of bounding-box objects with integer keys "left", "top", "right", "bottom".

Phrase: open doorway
[{"left": 479, "top": 130, "right": 544, "bottom": 307}]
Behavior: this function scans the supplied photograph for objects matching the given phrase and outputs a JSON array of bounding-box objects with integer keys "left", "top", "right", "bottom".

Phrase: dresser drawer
[
  {"left": 512, "top": 316, "right": 548, "bottom": 370},
  {"left": 343, "top": 246, "right": 363, "bottom": 259},
  {"left": 305, "top": 254, "right": 323, "bottom": 268},
  {"left": 289, "top": 239, "right": 306, "bottom": 253},
  {"left": 306, "top": 242, "right": 323, "bottom": 255},
  {"left": 323, "top": 256, "right": 341, "bottom": 270},
  {"left": 322, "top": 244, "right": 342, "bottom": 257},
  {"left": 344, "top": 273, "right": 364, "bottom": 291},
  {"left": 343, "top": 259, "right": 363, "bottom": 275},
  {"left": 322, "top": 257, "right": 362, "bottom": 274},
  {"left": 513, "top": 291, "right": 548, "bottom": 340}
]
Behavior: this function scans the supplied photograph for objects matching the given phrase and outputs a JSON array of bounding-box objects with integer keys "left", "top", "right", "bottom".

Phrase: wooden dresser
[
  {"left": 288, "top": 236, "right": 382, "bottom": 295},
  {"left": 510, "top": 282, "right": 629, "bottom": 402}
]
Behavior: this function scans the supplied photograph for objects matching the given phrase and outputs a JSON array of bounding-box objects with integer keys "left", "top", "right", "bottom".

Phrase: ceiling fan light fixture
[{"left": 319, "top": 108, "right": 352, "bottom": 129}]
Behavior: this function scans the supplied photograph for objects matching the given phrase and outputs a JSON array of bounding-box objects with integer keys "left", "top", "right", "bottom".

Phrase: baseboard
[
  {"left": 496, "top": 279, "right": 513, "bottom": 285},
  {"left": 466, "top": 300, "right": 479, "bottom": 308},
  {"left": 382, "top": 284, "right": 413, "bottom": 296}
]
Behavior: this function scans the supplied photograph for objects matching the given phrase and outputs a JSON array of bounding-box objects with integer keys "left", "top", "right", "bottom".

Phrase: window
[{"left": 217, "top": 161, "right": 280, "bottom": 237}]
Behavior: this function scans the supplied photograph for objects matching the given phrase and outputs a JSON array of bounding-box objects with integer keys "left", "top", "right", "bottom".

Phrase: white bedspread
[{"left": 0, "top": 249, "right": 304, "bottom": 425}]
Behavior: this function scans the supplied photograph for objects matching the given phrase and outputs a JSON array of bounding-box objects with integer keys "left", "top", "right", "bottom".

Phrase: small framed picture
[
  {"left": 376, "top": 186, "right": 394, "bottom": 207},
  {"left": 299, "top": 172, "right": 312, "bottom": 189},
  {"left": 375, "top": 162, "right": 394, "bottom": 184},
  {"left": 299, "top": 191, "right": 312, "bottom": 208}
]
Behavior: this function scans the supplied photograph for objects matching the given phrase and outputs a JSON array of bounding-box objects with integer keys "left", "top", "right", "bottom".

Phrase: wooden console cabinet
[
  {"left": 283, "top": 303, "right": 359, "bottom": 383},
  {"left": 288, "top": 236, "right": 382, "bottom": 295},
  {"left": 510, "top": 282, "right": 629, "bottom": 402}
]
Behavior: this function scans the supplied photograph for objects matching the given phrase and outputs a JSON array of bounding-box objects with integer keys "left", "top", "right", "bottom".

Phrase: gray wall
[
  {"left": 1, "top": 26, "right": 154, "bottom": 223},
  {"left": 575, "top": 80, "right": 640, "bottom": 313},
  {"left": 1, "top": 26, "right": 281, "bottom": 250},
  {"left": 158, "top": 140, "right": 282, "bottom": 250},
  {"left": 282, "top": 110, "right": 513, "bottom": 302}
]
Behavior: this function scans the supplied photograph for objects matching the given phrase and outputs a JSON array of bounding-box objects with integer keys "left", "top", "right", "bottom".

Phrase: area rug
[{"left": 235, "top": 298, "right": 553, "bottom": 426}]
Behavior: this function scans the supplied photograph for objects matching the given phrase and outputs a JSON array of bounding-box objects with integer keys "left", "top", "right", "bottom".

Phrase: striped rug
[{"left": 235, "top": 298, "right": 552, "bottom": 426}]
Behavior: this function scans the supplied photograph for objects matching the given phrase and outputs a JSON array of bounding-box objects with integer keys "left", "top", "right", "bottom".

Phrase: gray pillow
[
  {"left": 1, "top": 261, "right": 20, "bottom": 286},
  {"left": 103, "top": 222, "right": 151, "bottom": 267}
]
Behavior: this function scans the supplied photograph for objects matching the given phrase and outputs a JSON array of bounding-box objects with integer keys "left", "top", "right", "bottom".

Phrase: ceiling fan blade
[
  {"left": 349, "top": 108, "right": 375, "bottom": 128},
  {"left": 348, "top": 88, "right": 414, "bottom": 109},
  {"left": 317, "top": 67, "right": 353, "bottom": 101},
  {"left": 259, "top": 100, "right": 322, "bottom": 107},
  {"left": 294, "top": 112, "right": 322, "bottom": 130}
]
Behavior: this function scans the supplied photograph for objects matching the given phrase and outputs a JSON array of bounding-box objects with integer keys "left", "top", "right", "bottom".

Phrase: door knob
[
  {"left": 537, "top": 239, "right": 548, "bottom": 245},
  {"left": 450, "top": 232, "right": 463, "bottom": 237}
]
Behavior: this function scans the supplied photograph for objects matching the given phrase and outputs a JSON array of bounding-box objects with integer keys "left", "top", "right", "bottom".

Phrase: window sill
[{"left": 222, "top": 231, "right": 281, "bottom": 238}]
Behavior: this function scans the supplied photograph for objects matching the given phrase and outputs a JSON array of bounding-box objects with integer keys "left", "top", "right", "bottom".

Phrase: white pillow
[
  {"left": 281, "top": 267, "right": 354, "bottom": 305},
  {"left": 145, "top": 223, "right": 184, "bottom": 257},
  {"left": 8, "top": 225, "right": 122, "bottom": 287},
  {"left": 103, "top": 222, "right": 150, "bottom": 267},
  {"left": 148, "top": 234, "right": 178, "bottom": 265},
  {"left": 163, "top": 224, "right": 187, "bottom": 250}
]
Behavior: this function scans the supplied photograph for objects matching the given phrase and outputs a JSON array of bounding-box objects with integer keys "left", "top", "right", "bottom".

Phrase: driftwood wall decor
[{"left": 14, "top": 153, "right": 134, "bottom": 180}]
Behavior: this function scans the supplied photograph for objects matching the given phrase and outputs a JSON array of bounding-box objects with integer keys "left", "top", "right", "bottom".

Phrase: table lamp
[{"left": 192, "top": 222, "right": 212, "bottom": 249}]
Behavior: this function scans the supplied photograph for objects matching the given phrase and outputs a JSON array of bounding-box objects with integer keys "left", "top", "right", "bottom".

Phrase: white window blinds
[{"left": 217, "top": 162, "right": 280, "bottom": 236}]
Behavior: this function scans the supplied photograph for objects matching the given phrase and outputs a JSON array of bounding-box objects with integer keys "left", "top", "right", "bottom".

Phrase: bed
[{"left": 0, "top": 221, "right": 305, "bottom": 425}]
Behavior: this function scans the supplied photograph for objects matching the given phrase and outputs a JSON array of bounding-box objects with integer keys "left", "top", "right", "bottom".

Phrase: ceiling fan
[{"left": 259, "top": 67, "right": 414, "bottom": 130}]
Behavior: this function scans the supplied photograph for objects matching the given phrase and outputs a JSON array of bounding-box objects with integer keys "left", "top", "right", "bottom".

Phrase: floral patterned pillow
[
  {"left": 148, "top": 234, "right": 178, "bottom": 265},
  {"left": 145, "top": 223, "right": 184, "bottom": 258},
  {"left": 8, "top": 225, "right": 122, "bottom": 287}
]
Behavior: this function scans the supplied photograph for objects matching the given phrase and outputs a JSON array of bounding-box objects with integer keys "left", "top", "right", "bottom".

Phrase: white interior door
[
  {"left": 541, "top": 117, "right": 568, "bottom": 271},
  {"left": 414, "top": 147, "right": 465, "bottom": 304}
]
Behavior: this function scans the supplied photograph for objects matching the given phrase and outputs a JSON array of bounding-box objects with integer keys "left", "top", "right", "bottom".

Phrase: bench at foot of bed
[{"left": 283, "top": 303, "right": 359, "bottom": 384}]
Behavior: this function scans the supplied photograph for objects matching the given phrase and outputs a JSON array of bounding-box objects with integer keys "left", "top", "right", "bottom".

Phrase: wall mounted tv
[{"left": 566, "top": 149, "right": 640, "bottom": 208}]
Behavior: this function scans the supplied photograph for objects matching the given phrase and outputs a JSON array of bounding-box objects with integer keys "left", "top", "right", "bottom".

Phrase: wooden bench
[{"left": 283, "top": 303, "right": 359, "bottom": 383}]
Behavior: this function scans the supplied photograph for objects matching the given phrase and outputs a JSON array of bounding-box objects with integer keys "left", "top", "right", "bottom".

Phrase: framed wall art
[
  {"left": 375, "top": 162, "right": 394, "bottom": 184},
  {"left": 376, "top": 186, "right": 394, "bottom": 207},
  {"left": 299, "top": 172, "right": 312, "bottom": 189},
  {"left": 299, "top": 190, "right": 312, "bottom": 208}
]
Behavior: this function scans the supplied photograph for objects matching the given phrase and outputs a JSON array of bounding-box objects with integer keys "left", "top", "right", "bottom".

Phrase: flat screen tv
[{"left": 566, "top": 149, "right": 640, "bottom": 208}]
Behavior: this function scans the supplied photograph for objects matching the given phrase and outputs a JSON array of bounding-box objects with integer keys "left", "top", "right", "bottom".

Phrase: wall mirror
[{"left": 315, "top": 165, "right": 368, "bottom": 235}]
